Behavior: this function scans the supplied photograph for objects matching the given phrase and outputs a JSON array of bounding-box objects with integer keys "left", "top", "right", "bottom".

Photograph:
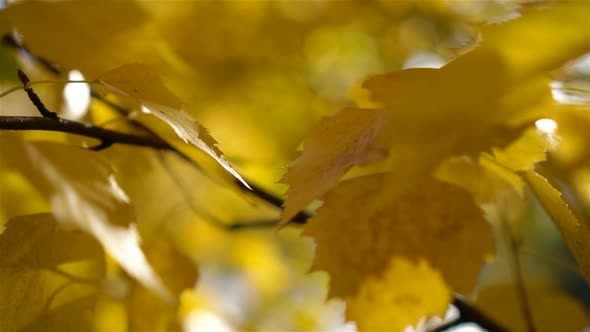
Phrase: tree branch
[
  {"left": 0, "top": 116, "right": 170, "bottom": 150},
  {"left": 437, "top": 296, "right": 508, "bottom": 332}
]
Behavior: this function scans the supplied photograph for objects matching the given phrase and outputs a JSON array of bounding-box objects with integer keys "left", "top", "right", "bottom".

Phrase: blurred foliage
[{"left": 0, "top": 0, "right": 589, "bottom": 331}]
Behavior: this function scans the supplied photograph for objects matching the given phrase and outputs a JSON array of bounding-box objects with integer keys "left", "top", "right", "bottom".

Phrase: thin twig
[
  {"left": 17, "top": 69, "right": 58, "bottom": 119},
  {"left": 501, "top": 216, "right": 536, "bottom": 332}
]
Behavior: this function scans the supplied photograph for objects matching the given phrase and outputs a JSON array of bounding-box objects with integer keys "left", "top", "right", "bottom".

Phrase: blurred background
[{"left": 1, "top": 0, "right": 589, "bottom": 331}]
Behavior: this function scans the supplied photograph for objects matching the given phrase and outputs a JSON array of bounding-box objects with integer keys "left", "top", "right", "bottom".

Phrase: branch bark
[{"left": 0, "top": 116, "right": 171, "bottom": 150}]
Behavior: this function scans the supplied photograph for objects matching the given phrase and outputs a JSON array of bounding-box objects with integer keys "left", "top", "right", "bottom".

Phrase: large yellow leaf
[
  {"left": 0, "top": 214, "right": 105, "bottom": 331},
  {"left": 304, "top": 173, "right": 493, "bottom": 297},
  {"left": 281, "top": 108, "right": 385, "bottom": 224},
  {"left": 347, "top": 257, "right": 451, "bottom": 332},
  {"left": 476, "top": 1, "right": 590, "bottom": 80},
  {"left": 476, "top": 283, "right": 589, "bottom": 332},
  {"left": 351, "top": 1, "right": 589, "bottom": 188},
  {"left": 97, "top": 63, "right": 249, "bottom": 188},
  {"left": 524, "top": 171, "right": 590, "bottom": 282},
  {"left": 0, "top": 135, "right": 170, "bottom": 300}
]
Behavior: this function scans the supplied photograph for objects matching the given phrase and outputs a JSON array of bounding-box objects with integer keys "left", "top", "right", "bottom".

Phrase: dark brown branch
[{"left": 0, "top": 116, "right": 170, "bottom": 149}]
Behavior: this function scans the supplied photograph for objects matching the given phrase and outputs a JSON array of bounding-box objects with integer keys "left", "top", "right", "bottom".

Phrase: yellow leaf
[
  {"left": 352, "top": 1, "right": 588, "bottom": 189},
  {"left": 304, "top": 173, "right": 493, "bottom": 297},
  {"left": 491, "top": 127, "right": 553, "bottom": 173},
  {"left": 524, "top": 171, "right": 590, "bottom": 282},
  {"left": 347, "top": 257, "right": 451, "bottom": 332},
  {"left": 476, "top": 1, "right": 590, "bottom": 80},
  {"left": 479, "top": 155, "right": 526, "bottom": 196},
  {"left": 472, "top": 126, "right": 554, "bottom": 196},
  {"left": 435, "top": 156, "right": 515, "bottom": 204},
  {"left": 0, "top": 214, "right": 104, "bottom": 331},
  {"left": 0, "top": 135, "right": 170, "bottom": 300},
  {"left": 359, "top": 64, "right": 554, "bottom": 190},
  {"left": 281, "top": 108, "right": 386, "bottom": 224},
  {"left": 0, "top": 1, "right": 148, "bottom": 76},
  {"left": 476, "top": 283, "right": 590, "bottom": 332},
  {"left": 98, "top": 63, "right": 249, "bottom": 189},
  {"left": 0, "top": 168, "right": 49, "bottom": 231}
]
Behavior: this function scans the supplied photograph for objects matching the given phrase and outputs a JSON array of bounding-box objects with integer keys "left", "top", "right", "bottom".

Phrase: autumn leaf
[
  {"left": 351, "top": 1, "right": 588, "bottom": 185},
  {"left": 0, "top": 213, "right": 104, "bottom": 331},
  {"left": 283, "top": 2, "right": 588, "bottom": 225},
  {"left": 491, "top": 127, "right": 554, "bottom": 173},
  {"left": 281, "top": 108, "right": 385, "bottom": 224},
  {"left": 97, "top": 63, "right": 250, "bottom": 189},
  {"left": 347, "top": 257, "right": 451, "bottom": 332},
  {"left": 304, "top": 173, "right": 493, "bottom": 297},
  {"left": 480, "top": 126, "right": 554, "bottom": 196},
  {"left": 435, "top": 156, "right": 515, "bottom": 204},
  {"left": 475, "top": 1, "right": 590, "bottom": 80},
  {"left": 0, "top": 134, "right": 170, "bottom": 300},
  {"left": 0, "top": 166, "right": 49, "bottom": 230},
  {"left": 0, "top": 1, "right": 148, "bottom": 76},
  {"left": 524, "top": 171, "right": 590, "bottom": 282}
]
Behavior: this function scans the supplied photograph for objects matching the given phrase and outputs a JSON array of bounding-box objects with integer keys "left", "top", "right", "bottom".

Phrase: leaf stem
[
  {"left": 0, "top": 86, "right": 23, "bottom": 99},
  {"left": 25, "top": 79, "right": 99, "bottom": 88},
  {"left": 500, "top": 215, "right": 536, "bottom": 332}
]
